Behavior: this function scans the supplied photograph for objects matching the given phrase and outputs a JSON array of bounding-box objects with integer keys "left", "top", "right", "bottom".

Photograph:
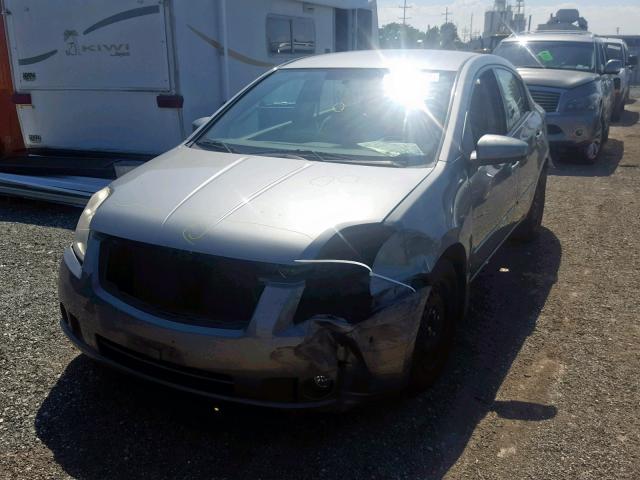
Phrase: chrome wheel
[
  {"left": 583, "top": 120, "right": 603, "bottom": 164},
  {"left": 585, "top": 136, "right": 601, "bottom": 161}
]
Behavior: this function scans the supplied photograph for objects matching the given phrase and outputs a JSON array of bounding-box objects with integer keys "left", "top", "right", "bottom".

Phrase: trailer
[
  {"left": 0, "top": 0, "right": 378, "bottom": 204},
  {"left": 0, "top": 8, "right": 22, "bottom": 157}
]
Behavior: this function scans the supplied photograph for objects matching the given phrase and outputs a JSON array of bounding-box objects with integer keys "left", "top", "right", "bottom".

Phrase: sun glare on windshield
[{"left": 383, "top": 67, "right": 440, "bottom": 111}]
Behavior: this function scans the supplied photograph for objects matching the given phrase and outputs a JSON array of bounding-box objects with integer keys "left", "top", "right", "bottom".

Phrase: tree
[
  {"left": 424, "top": 26, "right": 440, "bottom": 48},
  {"left": 378, "top": 22, "right": 466, "bottom": 50},
  {"left": 379, "top": 22, "right": 426, "bottom": 49},
  {"left": 439, "top": 22, "right": 460, "bottom": 49}
]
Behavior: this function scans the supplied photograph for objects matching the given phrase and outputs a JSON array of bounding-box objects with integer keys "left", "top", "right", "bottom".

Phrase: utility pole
[
  {"left": 399, "top": 0, "right": 411, "bottom": 26},
  {"left": 461, "top": 26, "right": 469, "bottom": 42},
  {"left": 470, "top": 13, "right": 473, "bottom": 40},
  {"left": 442, "top": 7, "right": 452, "bottom": 24}
]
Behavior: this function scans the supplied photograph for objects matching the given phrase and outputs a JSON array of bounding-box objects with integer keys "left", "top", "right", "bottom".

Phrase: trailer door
[{"left": 4, "top": 0, "right": 182, "bottom": 154}]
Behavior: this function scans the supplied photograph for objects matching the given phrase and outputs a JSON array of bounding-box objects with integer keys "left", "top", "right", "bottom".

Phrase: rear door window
[{"left": 494, "top": 68, "right": 529, "bottom": 132}]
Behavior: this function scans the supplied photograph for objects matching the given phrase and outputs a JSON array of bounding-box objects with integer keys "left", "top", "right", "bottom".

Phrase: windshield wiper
[
  {"left": 231, "top": 147, "right": 414, "bottom": 168},
  {"left": 195, "top": 139, "right": 236, "bottom": 153},
  {"left": 250, "top": 149, "right": 326, "bottom": 162},
  {"left": 330, "top": 159, "right": 409, "bottom": 168}
]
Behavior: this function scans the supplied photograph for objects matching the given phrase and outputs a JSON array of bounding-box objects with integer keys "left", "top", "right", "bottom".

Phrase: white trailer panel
[
  {"left": 5, "top": 0, "right": 171, "bottom": 91},
  {"left": 3, "top": 0, "right": 378, "bottom": 156},
  {"left": 18, "top": 90, "right": 183, "bottom": 153}
]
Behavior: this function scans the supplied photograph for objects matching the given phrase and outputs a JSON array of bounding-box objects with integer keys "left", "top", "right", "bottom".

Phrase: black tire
[
  {"left": 612, "top": 101, "right": 623, "bottom": 122},
  {"left": 409, "top": 261, "right": 458, "bottom": 392},
  {"left": 512, "top": 165, "right": 547, "bottom": 242},
  {"left": 580, "top": 118, "right": 604, "bottom": 164}
]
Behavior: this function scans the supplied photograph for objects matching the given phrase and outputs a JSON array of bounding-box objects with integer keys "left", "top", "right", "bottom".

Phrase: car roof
[
  {"left": 502, "top": 31, "right": 596, "bottom": 44},
  {"left": 280, "top": 49, "right": 478, "bottom": 71}
]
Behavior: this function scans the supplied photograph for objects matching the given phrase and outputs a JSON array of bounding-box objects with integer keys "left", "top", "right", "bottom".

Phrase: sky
[{"left": 377, "top": 0, "right": 640, "bottom": 38}]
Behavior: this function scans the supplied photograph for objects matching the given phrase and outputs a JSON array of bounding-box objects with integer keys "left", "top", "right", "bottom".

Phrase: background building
[{"left": 483, "top": 0, "right": 526, "bottom": 39}]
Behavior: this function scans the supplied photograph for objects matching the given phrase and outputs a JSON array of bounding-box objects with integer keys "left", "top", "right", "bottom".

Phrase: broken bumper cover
[
  {"left": 546, "top": 111, "right": 600, "bottom": 149},
  {"left": 58, "top": 247, "right": 428, "bottom": 410}
]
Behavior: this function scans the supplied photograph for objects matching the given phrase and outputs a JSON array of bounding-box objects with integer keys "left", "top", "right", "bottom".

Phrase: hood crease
[
  {"left": 183, "top": 162, "right": 315, "bottom": 244},
  {"left": 162, "top": 156, "right": 249, "bottom": 226}
]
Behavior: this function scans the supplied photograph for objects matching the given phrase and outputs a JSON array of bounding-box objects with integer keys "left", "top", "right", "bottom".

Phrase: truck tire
[{"left": 409, "top": 261, "right": 458, "bottom": 392}]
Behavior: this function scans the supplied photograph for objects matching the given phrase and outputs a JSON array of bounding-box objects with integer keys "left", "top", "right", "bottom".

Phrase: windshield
[
  {"left": 494, "top": 41, "right": 596, "bottom": 72},
  {"left": 193, "top": 68, "right": 456, "bottom": 168}
]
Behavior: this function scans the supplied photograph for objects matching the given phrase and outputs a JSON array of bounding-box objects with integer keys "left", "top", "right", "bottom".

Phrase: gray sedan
[{"left": 58, "top": 50, "right": 549, "bottom": 410}]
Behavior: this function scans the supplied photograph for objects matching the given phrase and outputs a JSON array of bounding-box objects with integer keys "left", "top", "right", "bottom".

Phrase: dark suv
[{"left": 494, "top": 32, "right": 622, "bottom": 163}]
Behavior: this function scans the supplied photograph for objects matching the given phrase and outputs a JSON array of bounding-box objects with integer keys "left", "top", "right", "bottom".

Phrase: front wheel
[
  {"left": 512, "top": 165, "right": 547, "bottom": 242},
  {"left": 612, "top": 100, "right": 624, "bottom": 122},
  {"left": 580, "top": 119, "right": 604, "bottom": 164},
  {"left": 409, "top": 262, "right": 458, "bottom": 392}
]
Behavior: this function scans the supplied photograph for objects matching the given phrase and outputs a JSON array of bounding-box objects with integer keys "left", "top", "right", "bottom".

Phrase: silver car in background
[
  {"left": 602, "top": 37, "right": 638, "bottom": 120},
  {"left": 494, "top": 32, "right": 622, "bottom": 163},
  {"left": 58, "top": 50, "right": 549, "bottom": 410}
]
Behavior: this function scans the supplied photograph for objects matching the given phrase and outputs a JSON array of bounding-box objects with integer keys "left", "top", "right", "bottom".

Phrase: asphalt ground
[{"left": 1, "top": 92, "right": 639, "bottom": 479}]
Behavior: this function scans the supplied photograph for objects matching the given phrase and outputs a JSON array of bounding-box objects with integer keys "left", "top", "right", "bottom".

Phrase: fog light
[
  {"left": 575, "top": 128, "right": 584, "bottom": 137},
  {"left": 313, "top": 375, "right": 333, "bottom": 389}
]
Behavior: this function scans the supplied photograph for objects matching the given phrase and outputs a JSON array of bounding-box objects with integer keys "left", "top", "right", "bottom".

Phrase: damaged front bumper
[
  {"left": 545, "top": 111, "right": 601, "bottom": 149},
  {"left": 58, "top": 246, "right": 429, "bottom": 410}
]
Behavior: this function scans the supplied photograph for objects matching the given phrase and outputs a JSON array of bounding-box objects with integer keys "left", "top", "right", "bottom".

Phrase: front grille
[
  {"left": 99, "top": 235, "right": 268, "bottom": 330},
  {"left": 530, "top": 89, "right": 561, "bottom": 113},
  {"left": 96, "top": 336, "right": 236, "bottom": 396}
]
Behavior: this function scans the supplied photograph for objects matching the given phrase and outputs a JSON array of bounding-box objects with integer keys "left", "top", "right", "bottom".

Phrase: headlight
[
  {"left": 72, "top": 186, "right": 112, "bottom": 262},
  {"left": 565, "top": 92, "right": 600, "bottom": 112}
]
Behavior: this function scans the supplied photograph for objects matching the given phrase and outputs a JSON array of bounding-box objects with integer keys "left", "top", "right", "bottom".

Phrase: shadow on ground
[
  {"left": 550, "top": 138, "right": 624, "bottom": 178},
  {"left": 0, "top": 196, "right": 79, "bottom": 229},
  {"left": 35, "top": 228, "right": 561, "bottom": 479},
  {"left": 613, "top": 109, "right": 639, "bottom": 127}
]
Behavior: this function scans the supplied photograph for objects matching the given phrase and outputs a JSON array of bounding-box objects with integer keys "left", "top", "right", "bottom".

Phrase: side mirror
[
  {"left": 604, "top": 59, "right": 622, "bottom": 75},
  {"left": 471, "top": 135, "right": 528, "bottom": 166},
  {"left": 628, "top": 55, "right": 638, "bottom": 68},
  {"left": 192, "top": 116, "right": 210, "bottom": 132}
]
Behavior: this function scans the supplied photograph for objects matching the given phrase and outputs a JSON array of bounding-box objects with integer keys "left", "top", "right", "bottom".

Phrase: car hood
[
  {"left": 92, "top": 146, "right": 430, "bottom": 264},
  {"left": 518, "top": 68, "right": 599, "bottom": 89}
]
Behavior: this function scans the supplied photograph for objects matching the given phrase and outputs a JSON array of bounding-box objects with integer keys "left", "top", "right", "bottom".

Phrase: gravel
[{"left": 1, "top": 94, "right": 639, "bottom": 479}]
